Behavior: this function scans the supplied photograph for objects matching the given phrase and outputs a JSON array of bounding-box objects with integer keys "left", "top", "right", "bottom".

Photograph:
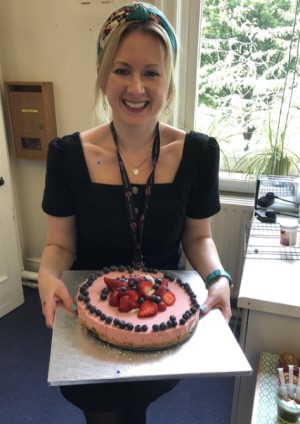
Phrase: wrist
[{"left": 205, "top": 269, "right": 233, "bottom": 290}]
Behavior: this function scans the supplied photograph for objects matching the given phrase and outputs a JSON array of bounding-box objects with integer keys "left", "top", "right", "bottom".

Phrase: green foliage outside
[{"left": 197, "top": 0, "right": 300, "bottom": 175}]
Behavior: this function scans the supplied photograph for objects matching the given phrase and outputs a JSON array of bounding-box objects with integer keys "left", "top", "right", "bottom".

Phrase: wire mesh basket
[{"left": 245, "top": 219, "right": 300, "bottom": 260}]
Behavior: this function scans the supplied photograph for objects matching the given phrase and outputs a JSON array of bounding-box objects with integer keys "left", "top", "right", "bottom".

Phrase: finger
[
  {"left": 220, "top": 306, "right": 232, "bottom": 324},
  {"left": 56, "top": 283, "right": 76, "bottom": 312},
  {"left": 42, "top": 300, "right": 56, "bottom": 329}
]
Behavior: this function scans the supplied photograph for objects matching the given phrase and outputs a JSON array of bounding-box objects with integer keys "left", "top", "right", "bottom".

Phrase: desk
[{"left": 231, "top": 219, "right": 300, "bottom": 424}]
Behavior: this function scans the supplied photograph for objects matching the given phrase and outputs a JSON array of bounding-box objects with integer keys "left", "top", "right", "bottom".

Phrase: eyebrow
[{"left": 113, "top": 61, "right": 161, "bottom": 68}]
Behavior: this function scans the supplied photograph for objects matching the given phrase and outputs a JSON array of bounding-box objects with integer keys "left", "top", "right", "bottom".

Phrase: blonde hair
[{"left": 94, "top": 19, "right": 177, "bottom": 124}]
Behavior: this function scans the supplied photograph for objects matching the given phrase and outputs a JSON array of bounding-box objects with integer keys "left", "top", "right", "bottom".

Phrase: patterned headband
[{"left": 98, "top": 2, "right": 177, "bottom": 59}]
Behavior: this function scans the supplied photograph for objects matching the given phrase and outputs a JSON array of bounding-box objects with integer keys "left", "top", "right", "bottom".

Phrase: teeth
[{"left": 124, "top": 101, "right": 146, "bottom": 109}]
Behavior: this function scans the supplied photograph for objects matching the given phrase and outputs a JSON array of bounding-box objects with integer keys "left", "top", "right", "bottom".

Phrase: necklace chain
[{"left": 118, "top": 149, "right": 149, "bottom": 175}]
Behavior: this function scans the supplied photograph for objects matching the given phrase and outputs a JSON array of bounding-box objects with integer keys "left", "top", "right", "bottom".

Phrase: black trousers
[{"left": 60, "top": 379, "right": 180, "bottom": 413}]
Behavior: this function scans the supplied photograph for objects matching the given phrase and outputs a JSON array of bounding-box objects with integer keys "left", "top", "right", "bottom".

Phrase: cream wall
[{"left": 0, "top": 0, "right": 132, "bottom": 271}]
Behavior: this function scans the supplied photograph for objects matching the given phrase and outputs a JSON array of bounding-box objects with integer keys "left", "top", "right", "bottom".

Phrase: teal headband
[{"left": 98, "top": 2, "right": 177, "bottom": 59}]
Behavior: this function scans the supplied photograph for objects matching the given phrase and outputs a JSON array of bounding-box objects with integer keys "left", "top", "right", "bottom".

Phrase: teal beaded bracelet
[{"left": 205, "top": 269, "right": 233, "bottom": 290}]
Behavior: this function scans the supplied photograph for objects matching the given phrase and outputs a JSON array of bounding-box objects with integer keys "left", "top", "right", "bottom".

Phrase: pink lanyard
[{"left": 110, "top": 122, "right": 160, "bottom": 266}]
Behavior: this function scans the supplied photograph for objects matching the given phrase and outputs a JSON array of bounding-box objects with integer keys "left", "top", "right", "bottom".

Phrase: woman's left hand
[{"left": 200, "top": 276, "right": 232, "bottom": 323}]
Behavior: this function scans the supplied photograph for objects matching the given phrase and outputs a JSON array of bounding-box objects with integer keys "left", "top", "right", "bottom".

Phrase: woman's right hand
[
  {"left": 39, "top": 274, "right": 76, "bottom": 329},
  {"left": 38, "top": 215, "right": 77, "bottom": 329}
]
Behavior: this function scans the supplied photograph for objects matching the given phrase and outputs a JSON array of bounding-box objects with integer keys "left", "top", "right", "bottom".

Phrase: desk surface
[
  {"left": 238, "top": 219, "right": 300, "bottom": 318},
  {"left": 48, "top": 270, "right": 252, "bottom": 386}
]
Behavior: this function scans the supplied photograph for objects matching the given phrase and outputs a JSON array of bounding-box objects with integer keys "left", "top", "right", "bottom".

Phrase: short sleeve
[
  {"left": 185, "top": 132, "right": 221, "bottom": 219},
  {"left": 42, "top": 137, "right": 76, "bottom": 216}
]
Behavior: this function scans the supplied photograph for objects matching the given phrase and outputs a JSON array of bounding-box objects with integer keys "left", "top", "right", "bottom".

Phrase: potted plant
[{"left": 233, "top": 117, "right": 300, "bottom": 177}]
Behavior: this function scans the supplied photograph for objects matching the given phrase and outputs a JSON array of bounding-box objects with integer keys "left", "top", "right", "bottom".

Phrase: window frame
[{"left": 154, "top": 0, "right": 257, "bottom": 195}]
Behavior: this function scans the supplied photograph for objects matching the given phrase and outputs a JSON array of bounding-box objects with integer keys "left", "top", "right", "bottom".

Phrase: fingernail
[
  {"left": 200, "top": 305, "right": 207, "bottom": 313},
  {"left": 71, "top": 303, "right": 77, "bottom": 311}
]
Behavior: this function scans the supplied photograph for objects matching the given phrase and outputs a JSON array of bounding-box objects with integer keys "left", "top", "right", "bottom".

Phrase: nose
[{"left": 127, "top": 73, "right": 145, "bottom": 95}]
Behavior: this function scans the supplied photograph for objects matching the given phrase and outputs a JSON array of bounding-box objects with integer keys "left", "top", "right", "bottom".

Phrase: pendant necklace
[
  {"left": 117, "top": 149, "right": 149, "bottom": 175},
  {"left": 110, "top": 121, "right": 160, "bottom": 266}
]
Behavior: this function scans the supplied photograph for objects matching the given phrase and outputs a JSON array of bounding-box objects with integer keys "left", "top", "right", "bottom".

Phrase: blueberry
[
  {"left": 105, "top": 316, "right": 113, "bottom": 324},
  {"left": 113, "top": 318, "right": 120, "bottom": 326},
  {"left": 126, "top": 323, "right": 134, "bottom": 331},
  {"left": 89, "top": 305, "right": 96, "bottom": 314},
  {"left": 135, "top": 325, "right": 142, "bottom": 332},
  {"left": 141, "top": 325, "right": 148, "bottom": 332},
  {"left": 80, "top": 285, "right": 88, "bottom": 293},
  {"left": 159, "top": 322, "right": 167, "bottom": 331},
  {"left": 169, "top": 315, "right": 176, "bottom": 322},
  {"left": 119, "top": 320, "right": 127, "bottom": 329},
  {"left": 152, "top": 324, "right": 159, "bottom": 332},
  {"left": 118, "top": 265, "right": 126, "bottom": 272},
  {"left": 179, "top": 318, "right": 186, "bottom": 325}
]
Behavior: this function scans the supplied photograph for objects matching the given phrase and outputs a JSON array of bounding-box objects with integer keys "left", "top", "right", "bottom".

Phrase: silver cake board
[{"left": 48, "top": 270, "right": 252, "bottom": 386}]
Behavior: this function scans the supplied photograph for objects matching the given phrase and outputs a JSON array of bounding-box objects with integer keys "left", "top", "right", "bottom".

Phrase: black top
[{"left": 42, "top": 131, "right": 220, "bottom": 270}]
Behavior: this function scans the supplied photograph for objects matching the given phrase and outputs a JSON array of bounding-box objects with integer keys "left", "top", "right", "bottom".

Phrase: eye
[
  {"left": 113, "top": 68, "right": 130, "bottom": 76},
  {"left": 145, "top": 70, "right": 160, "bottom": 78}
]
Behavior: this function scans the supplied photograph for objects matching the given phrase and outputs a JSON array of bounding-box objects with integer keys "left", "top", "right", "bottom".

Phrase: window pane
[{"left": 196, "top": 0, "right": 300, "bottom": 177}]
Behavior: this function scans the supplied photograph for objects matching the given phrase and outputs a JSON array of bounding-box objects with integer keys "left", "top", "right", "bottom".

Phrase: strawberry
[
  {"left": 126, "top": 290, "right": 139, "bottom": 308},
  {"left": 162, "top": 291, "right": 176, "bottom": 306},
  {"left": 138, "top": 300, "right": 158, "bottom": 318},
  {"left": 137, "top": 281, "right": 154, "bottom": 298},
  {"left": 158, "top": 301, "right": 167, "bottom": 312},
  {"left": 155, "top": 279, "right": 169, "bottom": 298},
  {"left": 109, "top": 291, "right": 120, "bottom": 307},
  {"left": 104, "top": 277, "right": 128, "bottom": 292},
  {"left": 119, "top": 295, "right": 132, "bottom": 313}
]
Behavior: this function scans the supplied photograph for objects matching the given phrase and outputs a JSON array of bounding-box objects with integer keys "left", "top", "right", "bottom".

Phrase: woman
[{"left": 38, "top": 2, "right": 232, "bottom": 423}]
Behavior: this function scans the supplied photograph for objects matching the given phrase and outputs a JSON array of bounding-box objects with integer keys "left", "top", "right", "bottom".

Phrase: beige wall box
[{"left": 5, "top": 82, "right": 57, "bottom": 160}]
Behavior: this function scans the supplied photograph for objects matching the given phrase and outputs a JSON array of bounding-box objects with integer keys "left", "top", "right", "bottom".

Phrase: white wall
[{"left": 0, "top": 0, "right": 132, "bottom": 271}]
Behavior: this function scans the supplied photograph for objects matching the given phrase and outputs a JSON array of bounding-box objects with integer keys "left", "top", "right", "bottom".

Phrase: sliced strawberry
[
  {"left": 158, "top": 301, "right": 167, "bottom": 312},
  {"left": 154, "top": 278, "right": 168, "bottom": 297},
  {"left": 138, "top": 300, "right": 158, "bottom": 318},
  {"left": 119, "top": 295, "right": 132, "bottom": 313},
  {"left": 137, "top": 281, "right": 154, "bottom": 298},
  {"left": 126, "top": 290, "right": 139, "bottom": 308},
  {"left": 104, "top": 277, "right": 128, "bottom": 292},
  {"left": 162, "top": 291, "right": 176, "bottom": 306},
  {"left": 109, "top": 291, "right": 120, "bottom": 307}
]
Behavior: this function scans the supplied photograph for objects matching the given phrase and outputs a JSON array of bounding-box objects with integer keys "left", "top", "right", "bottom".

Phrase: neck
[{"left": 110, "top": 120, "right": 159, "bottom": 153}]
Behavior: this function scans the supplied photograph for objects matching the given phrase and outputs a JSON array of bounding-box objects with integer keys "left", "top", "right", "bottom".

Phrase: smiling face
[{"left": 104, "top": 30, "right": 168, "bottom": 129}]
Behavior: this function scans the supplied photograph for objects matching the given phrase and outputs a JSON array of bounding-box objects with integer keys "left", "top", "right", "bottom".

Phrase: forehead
[{"left": 114, "top": 30, "right": 166, "bottom": 65}]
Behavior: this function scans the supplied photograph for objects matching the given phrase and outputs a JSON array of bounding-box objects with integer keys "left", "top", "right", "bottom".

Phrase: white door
[{"left": 0, "top": 92, "right": 24, "bottom": 317}]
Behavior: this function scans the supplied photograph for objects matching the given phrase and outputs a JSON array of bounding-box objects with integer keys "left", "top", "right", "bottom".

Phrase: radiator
[{"left": 184, "top": 196, "right": 254, "bottom": 299}]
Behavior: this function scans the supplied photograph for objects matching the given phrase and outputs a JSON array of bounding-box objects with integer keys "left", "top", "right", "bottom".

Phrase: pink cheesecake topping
[{"left": 77, "top": 266, "right": 200, "bottom": 351}]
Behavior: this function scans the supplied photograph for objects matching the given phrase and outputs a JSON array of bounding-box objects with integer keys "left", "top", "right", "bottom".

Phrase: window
[{"left": 156, "top": 0, "right": 300, "bottom": 193}]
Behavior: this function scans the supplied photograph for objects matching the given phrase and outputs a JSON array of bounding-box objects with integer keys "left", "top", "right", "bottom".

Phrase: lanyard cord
[{"left": 110, "top": 122, "right": 160, "bottom": 266}]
